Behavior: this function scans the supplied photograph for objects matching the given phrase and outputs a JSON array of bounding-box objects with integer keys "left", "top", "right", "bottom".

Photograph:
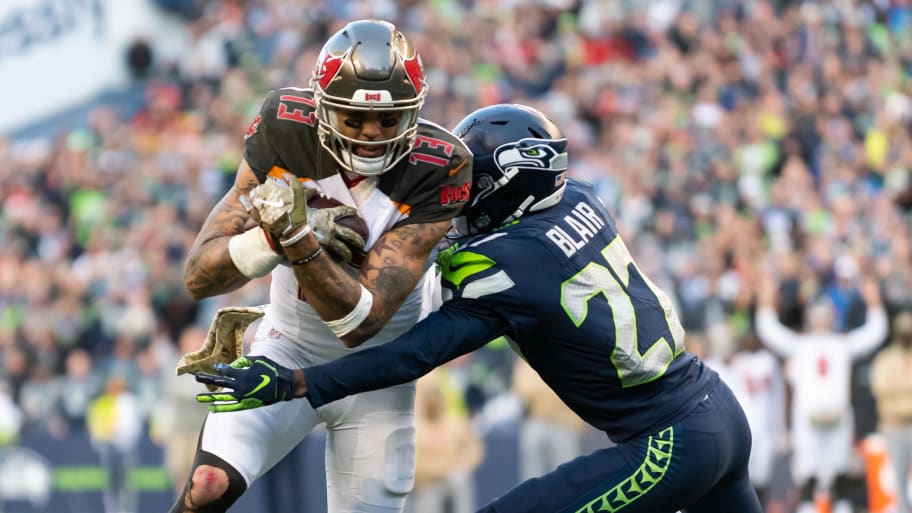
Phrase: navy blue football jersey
[{"left": 305, "top": 179, "right": 717, "bottom": 442}]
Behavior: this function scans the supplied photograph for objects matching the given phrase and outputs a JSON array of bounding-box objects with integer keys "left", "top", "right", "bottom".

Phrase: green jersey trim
[{"left": 441, "top": 250, "right": 496, "bottom": 289}]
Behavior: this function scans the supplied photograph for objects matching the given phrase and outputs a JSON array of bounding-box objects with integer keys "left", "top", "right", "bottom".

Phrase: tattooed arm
[
  {"left": 283, "top": 219, "right": 450, "bottom": 348},
  {"left": 184, "top": 159, "right": 263, "bottom": 299}
]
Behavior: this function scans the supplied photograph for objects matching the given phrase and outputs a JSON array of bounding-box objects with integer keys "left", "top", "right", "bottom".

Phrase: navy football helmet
[{"left": 451, "top": 104, "right": 568, "bottom": 235}]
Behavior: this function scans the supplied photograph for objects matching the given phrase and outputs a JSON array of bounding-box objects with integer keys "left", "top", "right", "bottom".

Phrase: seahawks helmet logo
[
  {"left": 470, "top": 138, "right": 569, "bottom": 210},
  {"left": 493, "top": 138, "right": 568, "bottom": 173}
]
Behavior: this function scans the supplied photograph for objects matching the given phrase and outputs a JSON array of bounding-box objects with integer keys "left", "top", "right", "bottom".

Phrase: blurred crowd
[{"left": 4, "top": 0, "right": 912, "bottom": 511}]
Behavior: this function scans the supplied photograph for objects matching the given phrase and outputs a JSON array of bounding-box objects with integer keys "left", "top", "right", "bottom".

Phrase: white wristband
[
  {"left": 324, "top": 284, "right": 373, "bottom": 337},
  {"left": 228, "top": 228, "right": 283, "bottom": 278},
  {"left": 280, "top": 224, "right": 313, "bottom": 247}
]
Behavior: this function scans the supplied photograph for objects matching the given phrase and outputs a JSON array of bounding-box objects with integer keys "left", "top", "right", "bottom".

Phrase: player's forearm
[
  {"left": 184, "top": 237, "right": 251, "bottom": 299},
  {"left": 302, "top": 305, "right": 505, "bottom": 408},
  {"left": 185, "top": 160, "right": 276, "bottom": 300},
  {"left": 282, "top": 230, "right": 390, "bottom": 346},
  {"left": 287, "top": 221, "right": 446, "bottom": 347},
  {"left": 184, "top": 203, "right": 255, "bottom": 299},
  {"left": 292, "top": 368, "right": 307, "bottom": 398}
]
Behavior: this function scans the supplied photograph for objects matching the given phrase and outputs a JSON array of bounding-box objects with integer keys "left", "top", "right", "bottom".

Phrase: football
[{"left": 307, "top": 194, "right": 369, "bottom": 268}]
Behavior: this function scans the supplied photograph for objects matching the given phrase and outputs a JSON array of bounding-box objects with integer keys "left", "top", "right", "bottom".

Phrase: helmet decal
[
  {"left": 315, "top": 54, "right": 344, "bottom": 90},
  {"left": 494, "top": 138, "right": 567, "bottom": 173},
  {"left": 352, "top": 89, "right": 393, "bottom": 103},
  {"left": 402, "top": 54, "right": 425, "bottom": 95}
]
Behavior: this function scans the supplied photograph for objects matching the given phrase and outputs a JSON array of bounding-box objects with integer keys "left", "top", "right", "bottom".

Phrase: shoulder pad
[
  {"left": 408, "top": 119, "right": 472, "bottom": 170},
  {"left": 245, "top": 88, "right": 336, "bottom": 182}
]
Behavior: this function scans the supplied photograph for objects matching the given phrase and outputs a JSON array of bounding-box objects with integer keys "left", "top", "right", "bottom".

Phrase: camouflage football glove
[
  {"left": 246, "top": 174, "right": 312, "bottom": 238},
  {"left": 195, "top": 356, "right": 296, "bottom": 412},
  {"left": 175, "top": 306, "right": 265, "bottom": 391},
  {"left": 308, "top": 207, "right": 365, "bottom": 263},
  {"left": 246, "top": 175, "right": 365, "bottom": 261}
]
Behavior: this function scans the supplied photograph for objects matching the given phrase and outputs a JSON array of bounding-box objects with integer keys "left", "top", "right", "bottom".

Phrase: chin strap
[{"left": 347, "top": 151, "right": 387, "bottom": 176}]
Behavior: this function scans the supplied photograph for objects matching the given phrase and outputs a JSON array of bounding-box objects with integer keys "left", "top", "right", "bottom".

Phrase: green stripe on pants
[{"left": 575, "top": 426, "right": 674, "bottom": 513}]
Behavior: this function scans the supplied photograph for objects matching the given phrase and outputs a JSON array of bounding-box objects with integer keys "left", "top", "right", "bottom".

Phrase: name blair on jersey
[{"left": 546, "top": 201, "right": 607, "bottom": 257}]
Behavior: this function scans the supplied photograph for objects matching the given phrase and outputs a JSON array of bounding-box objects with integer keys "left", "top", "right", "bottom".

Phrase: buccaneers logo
[
  {"left": 314, "top": 54, "right": 344, "bottom": 90},
  {"left": 244, "top": 115, "right": 262, "bottom": 140}
]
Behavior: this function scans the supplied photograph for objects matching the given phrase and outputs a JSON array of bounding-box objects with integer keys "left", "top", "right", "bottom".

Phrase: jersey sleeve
[
  {"left": 305, "top": 299, "right": 508, "bottom": 408},
  {"left": 243, "top": 91, "right": 282, "bottom": 182},
  {"left": 437, "top": 237, "right": 526, "bottom": 303},
  {"left": 435, "top": 235, "right": 547, "bottom": 349},
  {"left": 242, "top": 88, "right": 326, "bottom": 183},
  {"left": 388, "top": 123, "right": 473, "bottom": 227}
]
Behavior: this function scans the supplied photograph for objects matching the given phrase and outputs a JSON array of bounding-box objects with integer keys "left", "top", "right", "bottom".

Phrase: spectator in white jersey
[
  {"left": 726, "top": 330, "right": 787, "bottom": 509},
  {"left": 756, "top": 276, "right": 887, "bottom": 513}
]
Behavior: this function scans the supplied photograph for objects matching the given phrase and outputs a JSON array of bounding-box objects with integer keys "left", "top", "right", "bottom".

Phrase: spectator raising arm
[{"left": 755, "top": 276, "right": 798, "bottom": 358}]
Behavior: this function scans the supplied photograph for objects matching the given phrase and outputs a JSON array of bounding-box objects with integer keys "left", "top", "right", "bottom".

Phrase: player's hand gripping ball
[
  {"left": 244, "top": 174, "right": 368, "bottom": 266},
  {"left": 245, "top": 174, "right": 310, "bottom": 236},
  {"left": 306, "top": 195, "right": 369, "bottom": 267}
]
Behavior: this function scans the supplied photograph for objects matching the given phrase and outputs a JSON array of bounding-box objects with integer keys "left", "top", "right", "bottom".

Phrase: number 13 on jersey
[{"left": 561, "top": 236, "right": 686, "bottom": 388}]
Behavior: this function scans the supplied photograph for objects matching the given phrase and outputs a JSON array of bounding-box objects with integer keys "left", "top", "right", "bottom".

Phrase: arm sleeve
[
  {"left": 755, "top": 307, "right": 798, "bottom": 358},
  {"left": 305, "top": 299, "right": 508, "bottom": 408},
  {"left": 847, "top": 307, "right": 888, "bottom": 358}
]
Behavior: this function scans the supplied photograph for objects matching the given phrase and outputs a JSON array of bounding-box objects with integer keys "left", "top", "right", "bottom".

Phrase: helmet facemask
[{"left": 314, "top": 89, "right": 423, "bottom": 176}]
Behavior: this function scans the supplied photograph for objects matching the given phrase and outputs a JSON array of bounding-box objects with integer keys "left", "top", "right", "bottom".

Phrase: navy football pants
[{"left": 477, "top": 380, "right": 762, "bottom": 513}]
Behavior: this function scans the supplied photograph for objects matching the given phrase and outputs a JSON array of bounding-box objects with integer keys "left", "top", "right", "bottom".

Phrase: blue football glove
[{"left": 195, "top": 356, "right": 296, "bottom": 413}]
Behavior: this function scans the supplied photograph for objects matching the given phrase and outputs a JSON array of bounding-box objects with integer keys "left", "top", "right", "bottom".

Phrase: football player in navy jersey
[
  {"left": 176, "top": 19, "right": 472, "bottom": 513},
  {"left": 197, "top": 104, "right": 763, "bottom": 513}
]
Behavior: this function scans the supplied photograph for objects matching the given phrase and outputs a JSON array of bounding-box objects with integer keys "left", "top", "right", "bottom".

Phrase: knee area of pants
[{"left": 190, "top": 465, "right": 229, "bottom": 504}]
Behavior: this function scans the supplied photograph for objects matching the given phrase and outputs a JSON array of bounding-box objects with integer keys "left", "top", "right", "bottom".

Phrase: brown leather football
[{"left": 307, "top": 195, "right": 369, "bottom": 268}]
